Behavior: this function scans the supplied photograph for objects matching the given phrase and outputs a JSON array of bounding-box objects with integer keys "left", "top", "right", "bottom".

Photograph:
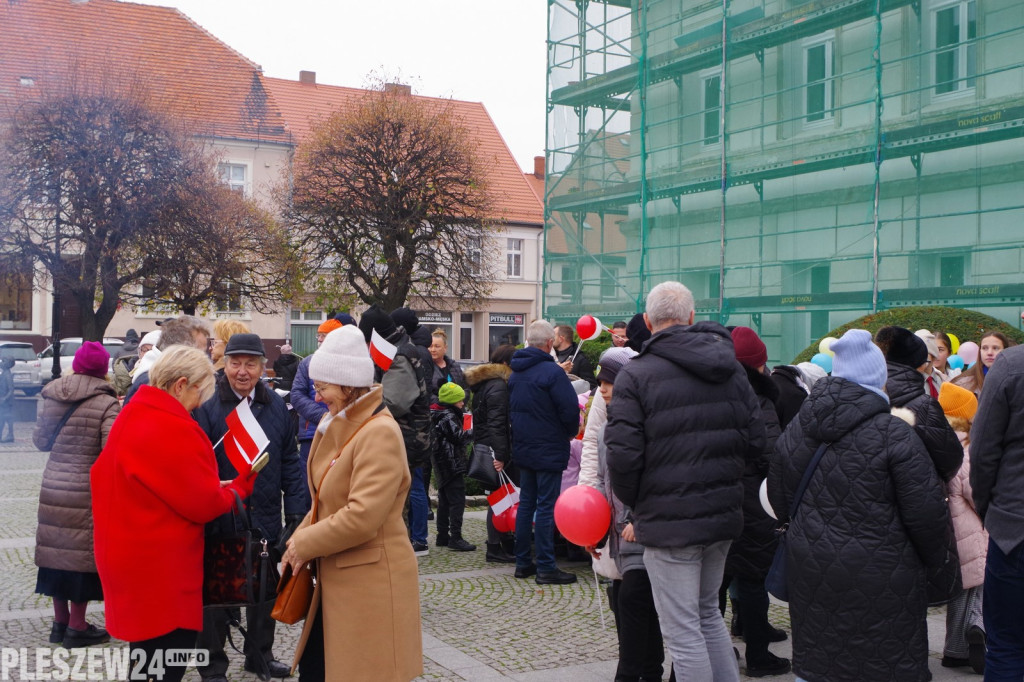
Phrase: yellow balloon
[
  {"left": 947, "top": 333, "right": 960, "bottom": 355},
  {"left": 818, "top": 336, "right": 838, "bottom": 356}
]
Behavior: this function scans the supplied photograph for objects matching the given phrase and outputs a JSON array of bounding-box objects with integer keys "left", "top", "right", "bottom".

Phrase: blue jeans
[
  {"left": 644, "top": 541, "right": 739, "bottom": 681},
  {"left": 514, "top": 467, "right": 562, "bottom": 573},
  {"left": 408, "top": 466, "right": 428, "bottom": 545},
  {"left": 983, "top": 538, "right": 1024, "bottom": 681}
]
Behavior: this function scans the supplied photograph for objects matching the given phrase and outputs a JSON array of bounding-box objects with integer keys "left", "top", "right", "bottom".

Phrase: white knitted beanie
[{"left": 309, "top": 325, "right": 374, "bottom": 388}]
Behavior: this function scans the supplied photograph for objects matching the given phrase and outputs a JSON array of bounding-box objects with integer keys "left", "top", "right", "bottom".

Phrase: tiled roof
[
  {"left": 265, "top": 77, "right": 543, "bottom": 226},
  {"left": 0, "top": 0, "right": 290, "bottom": 144}
]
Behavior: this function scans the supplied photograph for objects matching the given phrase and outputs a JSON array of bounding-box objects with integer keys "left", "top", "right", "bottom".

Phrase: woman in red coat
[{"left": 92, "top": 346, "right": 256, "bottom": 682}]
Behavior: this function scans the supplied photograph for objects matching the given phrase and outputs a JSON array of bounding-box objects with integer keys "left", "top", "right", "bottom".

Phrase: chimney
[
  {"left": 533, "top": 156, "right": 545, "bottom": 179},
  {"left": 299, "top": 70, "right": 316, "bottom": 85},
  {"left": 384, "top": 83, "right": 412, "bottom": 96}
]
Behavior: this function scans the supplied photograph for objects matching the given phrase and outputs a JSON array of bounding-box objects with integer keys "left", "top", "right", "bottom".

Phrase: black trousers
[
  {"left": 298, "top": 606, "right": 325, "bottom": 682},
  {"left": 197, "top": 602, "right": 276, "bottom": 678},
  {"left": 609, "top": 570, "right": 666, "bottom": 682},
  {"left": 436, "top": 476, "right": 466, "bottom": 539},
  {"left": 721, "top": 572, "right": 775, "bottom": 664},
  {"left": 130, "top": 628, "right": 198, "bottom": 682}
]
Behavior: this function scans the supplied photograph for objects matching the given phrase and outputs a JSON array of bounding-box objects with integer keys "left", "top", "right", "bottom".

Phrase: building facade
[{"left": 545, "top": 0, "right": 1024, "bottom": 363}]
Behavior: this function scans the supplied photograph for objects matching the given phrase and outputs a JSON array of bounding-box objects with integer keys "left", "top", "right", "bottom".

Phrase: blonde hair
[
  {"left": 431, "top": 328, "right": 448, "bottom": 343},
  {"left": 149, "top": 345, "right": 215, "bottom": 403},
  {"left": 213, "top": 319, "right": 251, "bottom": 343}
]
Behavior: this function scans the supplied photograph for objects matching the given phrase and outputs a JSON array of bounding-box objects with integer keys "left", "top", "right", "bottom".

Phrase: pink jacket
[{"left": 948, "top": 434, "right": 988, "bottom": 589}]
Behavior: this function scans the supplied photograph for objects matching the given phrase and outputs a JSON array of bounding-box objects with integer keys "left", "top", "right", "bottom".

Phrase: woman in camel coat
[{"left": 283, "top": 325, "right": 422, "bottom": 682}]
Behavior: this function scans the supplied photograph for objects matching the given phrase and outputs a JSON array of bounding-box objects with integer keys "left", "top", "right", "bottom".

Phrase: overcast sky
[{"left": 131, "top": 0, "right": 549, "bottom": 171}]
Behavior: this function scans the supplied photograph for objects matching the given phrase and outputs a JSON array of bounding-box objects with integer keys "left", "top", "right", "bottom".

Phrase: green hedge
[{"left": 793, "top": 306, "right": 1024, "bottom": 364}]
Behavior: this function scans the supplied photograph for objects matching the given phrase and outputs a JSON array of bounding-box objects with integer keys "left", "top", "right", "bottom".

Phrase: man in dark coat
[
  {"left": 194, "top": 333, "right": 306, "bottom": 681},
  {"left": 969, "top": 344, "right": 1024, "bottom": 679},
  {"left": 875, "top": 325, "right": 963, "bottom": 481},
  {"left": 509, "top": 320, "right": 580, "bottom": 585},
  {"left": 553, "top": 324, "right": 597, "bottom": 389},
  {"left": 360, "top": 304, "right": 433, "bottom": 555},
  {"left": 604, "top": 281, "right": 764, "bottom": 680},
  {"left": 769, "top": 364, "right": 808, "bottom": 429},
  {"left": 769, "top": 329, "right": 955, "bottom": 682}
]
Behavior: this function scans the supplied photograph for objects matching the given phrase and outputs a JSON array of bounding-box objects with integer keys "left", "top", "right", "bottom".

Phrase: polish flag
[
  {"left": 488, "top": 480, "right": 520, "bottom": 516},
  {"left": 223, "top": 397, "right": 270, "bottom": 475},
  {"left": 370, "top": 329, "right": 397, "bottom": 372}
]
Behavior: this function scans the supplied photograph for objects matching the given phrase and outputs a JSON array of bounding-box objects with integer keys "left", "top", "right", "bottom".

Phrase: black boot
[
  {"left": 486, "top": 543, "right": 515, "bottom": 563},
  {"left": 730, "top": 597, "right": 743, "bottom": 637}
]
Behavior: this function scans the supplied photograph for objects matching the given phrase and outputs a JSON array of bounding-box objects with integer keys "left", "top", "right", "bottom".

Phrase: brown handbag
[{"left": 271, "top": 412, "right": 382, "bottom": 624}]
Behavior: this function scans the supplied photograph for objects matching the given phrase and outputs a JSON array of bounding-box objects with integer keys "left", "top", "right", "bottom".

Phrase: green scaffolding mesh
[{"left": 544, "top": 0, "right": 1024, "bottom": 362}]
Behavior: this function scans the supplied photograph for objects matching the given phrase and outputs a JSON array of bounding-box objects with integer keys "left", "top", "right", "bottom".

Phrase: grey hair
[
  {"left": 526, "top": 320, "right": 556, "bottom": 347},
  {"left": 157, "top": 315, "right": 213, "bottom": 350},
  {"left": 645, "top": 281, "right": 695, "bottom": 328}
]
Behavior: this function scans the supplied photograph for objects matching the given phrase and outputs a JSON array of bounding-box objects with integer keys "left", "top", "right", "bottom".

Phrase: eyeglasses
[{"left": 313, "top": 382, "right": 332, "bottom": 394}]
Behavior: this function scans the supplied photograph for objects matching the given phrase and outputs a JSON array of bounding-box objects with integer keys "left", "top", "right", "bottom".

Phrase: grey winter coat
[
  {"left": 769, "top": 376, "right": 955, "bottom": 682},
  {"left": 33, "top": 373, "right": 120, "bottom": 572},
  {"left": 597, "top": 434, "right": 644, "bottom": 575}
]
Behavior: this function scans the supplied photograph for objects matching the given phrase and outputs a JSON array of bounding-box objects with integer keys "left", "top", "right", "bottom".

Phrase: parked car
[
  {"left": 37, "top": 337, "right": 124, "bottom": 385},
  {"left": 0, "top": 341, "right": 42, "bottom": 396}
]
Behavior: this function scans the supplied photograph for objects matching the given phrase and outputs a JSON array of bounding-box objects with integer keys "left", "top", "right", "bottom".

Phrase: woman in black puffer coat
[
  {"left": 464, "top": 344, "right": 517, "bottom": 563},
  {"left": 875, "top": 326, "right": 963, "bottom": 482},
  {"left": 769, "top": 330, "right": 956, "bottom": 682}
]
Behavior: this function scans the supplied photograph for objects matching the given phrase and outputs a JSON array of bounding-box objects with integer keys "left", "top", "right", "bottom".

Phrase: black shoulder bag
[
  {"left": 765, "top": 442, "right": 829, "bottom": 602},
  {"left": 40, "top": 398, "right": 89, "bottom": 451}
]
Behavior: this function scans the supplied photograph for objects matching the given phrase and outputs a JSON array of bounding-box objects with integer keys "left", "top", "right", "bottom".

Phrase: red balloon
[
  {"left": 575, "top": 315, "right": 597, "bottom": 341},
  {"left": 493, "top": 503, "right": 518, "bottom": 534},
  {"left": 554, "top": 485, "right": 611, "bottom": 547}
]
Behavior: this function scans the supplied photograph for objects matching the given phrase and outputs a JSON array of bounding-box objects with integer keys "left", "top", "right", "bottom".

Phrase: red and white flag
[
  {"left": 369, "top": 328, "right": 397, "bottom": 372},
  {"left": 487, "top": 479, "right": 520, "bottom": 516},
  {"left": 223, "top": 397, "right": 270, "bottom": 475}
]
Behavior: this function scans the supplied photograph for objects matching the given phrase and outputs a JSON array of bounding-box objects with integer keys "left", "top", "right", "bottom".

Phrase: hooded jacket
[
  {"left": 769, "top": 376, "right": 955, "bottom": 682},
  {"left": 508, "top": 346, "right": 579, "bottom": 472},
  {"left": 272, "top": 352, "right": 301, "bottom": 393},
  {"left": 604, "top": 321, "right": 765, "bottom": 549},
  {"left": 430, "top": 403, "right": 472, "bottom": 487},
  {"left": 375, "top": 329, "right": 433, "bottom": 468},
  {"left": 464, "top": 363, "right": 512, "bottom": 464},
  {"left": 291, "top": 355, "right": 328, "bottom": 442},
  {"left": 885, "top": 361, "right": 963, "bottom": 481},
  {"left": 770, "top": 364, "right": 807, "bottom": 429},
  {"left": 33, "top": 373, "right": 120, "bottom": 572}
]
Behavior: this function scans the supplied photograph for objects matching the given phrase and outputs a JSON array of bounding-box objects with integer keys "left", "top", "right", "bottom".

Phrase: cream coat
[
  {"left": 290, "top": 386, "right": 422, "bottom": 681},
  {"left": 949, "top": 434, "right": 988, "bottom": 589}
]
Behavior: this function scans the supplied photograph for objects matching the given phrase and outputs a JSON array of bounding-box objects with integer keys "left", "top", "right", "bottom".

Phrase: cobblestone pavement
[{"left": 0, "top": 417, "right": 977, "bottom": 680}]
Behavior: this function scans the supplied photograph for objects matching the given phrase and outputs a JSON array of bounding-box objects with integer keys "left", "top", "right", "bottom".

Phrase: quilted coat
[
  {"left": 291, "top": 355, "right": 328, "bottom": 443},
  {"left": 948, "top": 434, "right": 987, "bottom": 589},
  {"left": 464, "top": 363, "right": 511, "bottom": 464},
  {"left": 605, "top": 321, "right": 764, "bottom": 549},
  {"left": 33, "top": 373, "right": 119, "bottom": 573},
  {"left": 769, "top": 376, "right": 955, "bottom": 682},
  {"left": 430, "top": 403, "right": 471, "bottom": 487},
  {"left": 725, "top": 366, "right": 782, "bottom": 579},
  {"left": 508, "top": 346, "right": 580, "bottom": 472},
  {"left": 194, "top": 375, "right": 307, "bottom": 544},
  {"left": 885, "top": 361, "right": 963, "bottom": 481},
  {"left": 290, "top": 386, "right": 422, "bottom": 681}
]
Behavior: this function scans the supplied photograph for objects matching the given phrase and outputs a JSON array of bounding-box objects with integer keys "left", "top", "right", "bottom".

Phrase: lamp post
[{"left": 50, "top": 182, "right": 61, "bottom": 382}]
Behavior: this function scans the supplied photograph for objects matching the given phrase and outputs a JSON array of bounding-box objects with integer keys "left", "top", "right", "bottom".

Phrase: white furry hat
[{"left": 309, "top": 325, "right": 374, "bottom": 388}]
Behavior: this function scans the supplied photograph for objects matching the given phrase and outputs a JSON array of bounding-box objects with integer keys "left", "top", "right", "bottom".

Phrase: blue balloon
[
  {"left": 947, "top": 355, "right": 965, "bottom": 370},
  {"left": 811, "top": 352, "right": 833, "bottom": 374}
]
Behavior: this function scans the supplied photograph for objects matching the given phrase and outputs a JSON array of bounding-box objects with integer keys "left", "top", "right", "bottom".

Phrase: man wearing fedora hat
[{"left": 194, "top": 333, "right": 306, "bottom": 681}]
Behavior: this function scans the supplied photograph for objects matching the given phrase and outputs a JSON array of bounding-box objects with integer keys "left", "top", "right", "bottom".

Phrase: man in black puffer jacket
[
  {"left": 875, "top": 326, "right": 963, "bottom": 481},
  {"left": 605, "top": 282, "right": 764, "bottom": 681},
  {"left": 194, "top": 333, "right": 306, "bottom": 681}
]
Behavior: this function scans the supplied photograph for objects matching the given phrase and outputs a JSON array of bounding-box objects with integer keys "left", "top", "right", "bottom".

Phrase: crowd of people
[{"left": 19, "top": 289, "right": 1024, "bottom": 681}]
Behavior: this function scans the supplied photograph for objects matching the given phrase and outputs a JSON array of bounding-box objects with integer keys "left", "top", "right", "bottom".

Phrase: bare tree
[
  {"left": 123, "top": 180, "right": 300, "bottom": 316},
  {"left": 285, "top": 81, "right": 499, "bottom": 312},
  {"left": 0, "top": 86, "right": 211, "bottom": 340}
]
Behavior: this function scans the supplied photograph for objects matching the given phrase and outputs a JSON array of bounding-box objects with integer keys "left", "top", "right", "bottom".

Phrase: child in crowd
[
  {"left": 938, "top": 382, "right": 988, "bottom": 675},
  {"left": 431, "top": 382, "right": 476, "bottom": 552},
  {"left": 587, "top": 346, "right": 669, "bottom": 682}
]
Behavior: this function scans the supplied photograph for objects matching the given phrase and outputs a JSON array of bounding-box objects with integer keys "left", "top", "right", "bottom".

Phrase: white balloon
[{"left": 759, "top": 478, "right": 777, "bottom": 520}]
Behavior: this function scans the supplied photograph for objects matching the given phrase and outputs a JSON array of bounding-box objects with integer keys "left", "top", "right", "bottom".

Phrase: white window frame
[
  {"left": 218, "top": 162, "right": 251, "bottom": 196},
  {"left": 468, "top": 237, "right": 482, "bottom": 276},
  {"left": 506, "top": 238, "right": 523, "bottom": 279},
  {"left": 803, "top": 33, "right": 835, "bottom": 126},
  {"left": 700, "top": 68, "right": 723, "bottom": 147},
  {"left": 931, "top": 0, "right": 977, "bottom": 98},
  {"left": 214, "top": 281, "right": 246, "bottom": 315}
]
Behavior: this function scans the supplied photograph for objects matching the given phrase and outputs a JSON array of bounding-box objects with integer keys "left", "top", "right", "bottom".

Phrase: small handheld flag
[
  {"left": 369, "top": 329, "right": 398, "bottom": 372},
  {"left": 223, "top": 397, "right": 270, "bottom": 475}
]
